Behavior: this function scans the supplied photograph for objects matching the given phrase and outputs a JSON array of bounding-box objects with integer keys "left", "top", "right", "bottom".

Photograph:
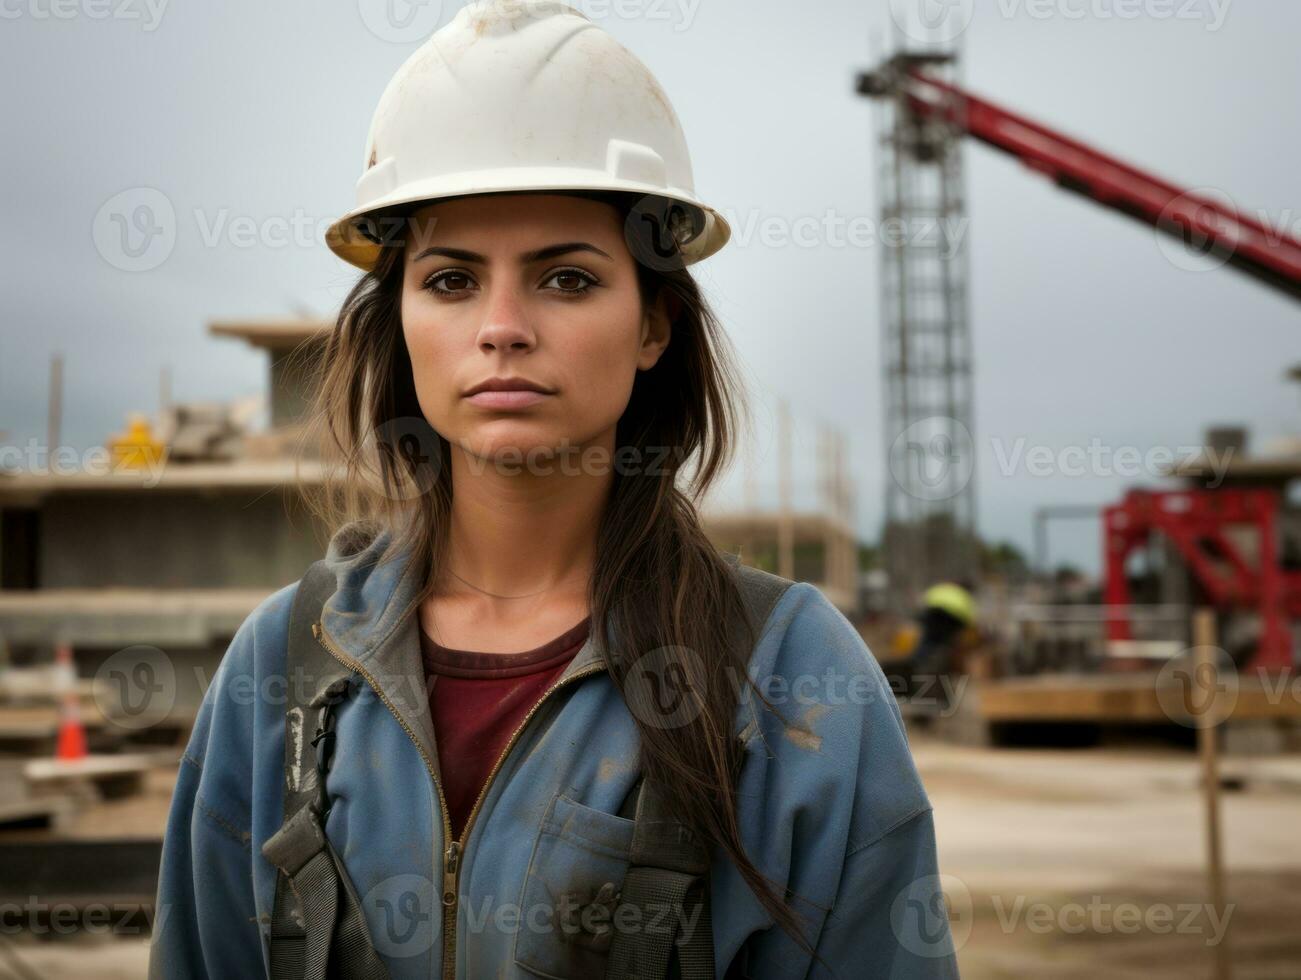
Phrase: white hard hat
[{"left": 326, "top": 0, "right": 731, "bottom": 272}]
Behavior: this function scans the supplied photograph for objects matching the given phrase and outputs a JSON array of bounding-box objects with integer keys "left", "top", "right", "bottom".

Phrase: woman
[{"left": 150, "top": 2, "right": 958, "bottom": 978}]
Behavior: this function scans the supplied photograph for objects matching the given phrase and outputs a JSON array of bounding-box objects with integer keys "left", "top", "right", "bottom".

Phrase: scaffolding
[{"left": 863, "top": 38, "right": 978, "bottom": 610}]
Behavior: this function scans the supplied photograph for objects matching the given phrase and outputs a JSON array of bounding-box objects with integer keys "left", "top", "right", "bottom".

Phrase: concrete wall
[{"left": 37, "top": 490, "right": 328, "bottom": 589}]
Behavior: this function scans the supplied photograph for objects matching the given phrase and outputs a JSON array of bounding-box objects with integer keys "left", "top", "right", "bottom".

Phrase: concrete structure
[
  {"left": 702, "top": 509, "right": 859, "bottom": 613},
  {"left": 0, "top": 320, "right": 331, "bottom": 717},
  {"left": 209, "top": 319, "right": 329, "bottom": 430}
]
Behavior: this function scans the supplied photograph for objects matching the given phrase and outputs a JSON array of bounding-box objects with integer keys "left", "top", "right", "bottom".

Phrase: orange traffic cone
[{"left": 54, "top": 642, "right": 87, "bottom": 761}]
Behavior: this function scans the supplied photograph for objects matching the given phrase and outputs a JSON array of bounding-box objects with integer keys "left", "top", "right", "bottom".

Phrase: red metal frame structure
[
  {"left": 859, "top": 54, "right": 1301, "bottom": 302},
  {"left": 1104, "top": 489, "right": 1300, "bottom": 671}
]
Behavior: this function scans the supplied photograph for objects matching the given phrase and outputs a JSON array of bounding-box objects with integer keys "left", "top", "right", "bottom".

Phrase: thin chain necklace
[
  {"left": 429, "top": 563, "right": 588, "bottom": 649},
  {"left": 443, "top": 564, "right": 561, "bottom": 601}
]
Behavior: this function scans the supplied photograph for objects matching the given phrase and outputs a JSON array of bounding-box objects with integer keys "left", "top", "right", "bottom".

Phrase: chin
[{"left": 459, "top": 426, "right": 578, "bottom": 468}]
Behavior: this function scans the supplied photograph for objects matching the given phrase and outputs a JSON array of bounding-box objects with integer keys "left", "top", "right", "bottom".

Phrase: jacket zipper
[{"left": 312, "top": 621, "right": 605, "bottom": 978}]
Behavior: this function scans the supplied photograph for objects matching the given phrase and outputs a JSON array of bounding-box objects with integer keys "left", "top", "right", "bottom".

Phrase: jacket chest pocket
[{"left": 513, "top": 793, "right": 635, "bottom": 979}]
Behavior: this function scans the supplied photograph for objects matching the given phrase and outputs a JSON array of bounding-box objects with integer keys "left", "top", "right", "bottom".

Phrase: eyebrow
[{"left": 410, "top": 241, "right": 613, "bottom": 264}]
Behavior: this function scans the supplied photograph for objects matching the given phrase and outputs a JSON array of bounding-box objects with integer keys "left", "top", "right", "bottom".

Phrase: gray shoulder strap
[
  {"left": 723, "top": 551, "right": 796, "bottom": 653},
  {"left": 606, "top": 555, "right": 795, "bottom": 980},
  {"left": 261, "top": 561, "right": 390, "bottom": 980},
  {"left": 614, "top": 554, "right": 793, "bottom": 823}
]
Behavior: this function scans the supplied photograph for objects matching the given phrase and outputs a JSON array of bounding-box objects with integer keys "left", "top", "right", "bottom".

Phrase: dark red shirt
[{"left": 419, "top": 615, "right": 591, "bottom": 841}]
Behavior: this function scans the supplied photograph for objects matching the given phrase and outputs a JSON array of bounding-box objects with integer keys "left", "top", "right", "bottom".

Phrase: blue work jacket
[{"left": 150, "top": 520, "right": 960, "bottom": 978}]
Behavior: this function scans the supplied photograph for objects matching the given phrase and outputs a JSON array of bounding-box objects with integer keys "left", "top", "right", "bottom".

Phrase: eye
[
  {"left": 542, "top": 267, "right": 599, "bottom": 296},
  {"left": 422, "top": 268, "right": 477, "bottom": 296}
]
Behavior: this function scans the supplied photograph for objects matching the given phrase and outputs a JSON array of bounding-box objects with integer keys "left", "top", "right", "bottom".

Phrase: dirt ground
[
  {"left": 916, "top": 737, "right": 1301, "bottom": 979},
  {"left": 2, "top": 738, "right": 1298, "bottom": 977}
]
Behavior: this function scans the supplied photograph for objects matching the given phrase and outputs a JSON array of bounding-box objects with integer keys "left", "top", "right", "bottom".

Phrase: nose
[{"left": 474, "top": 281, "right": 536, "bottom": 354}]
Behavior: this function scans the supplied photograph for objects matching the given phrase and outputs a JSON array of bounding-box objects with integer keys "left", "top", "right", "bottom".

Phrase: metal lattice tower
[{"left": 860, "top": 37, "right": 978, "bottom": 609}]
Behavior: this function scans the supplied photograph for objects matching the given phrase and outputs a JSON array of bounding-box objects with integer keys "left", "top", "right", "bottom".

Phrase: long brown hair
[{"left": 305, "top": 192, "right": 820, "bottom": 953}]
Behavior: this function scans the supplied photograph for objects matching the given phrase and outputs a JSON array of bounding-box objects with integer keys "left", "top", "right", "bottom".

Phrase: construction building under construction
[{"left": 2, "top": 9, "right": 1300, "bottom": 976}]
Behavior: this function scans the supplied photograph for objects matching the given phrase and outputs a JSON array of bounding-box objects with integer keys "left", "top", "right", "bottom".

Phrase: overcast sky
[{"left": 2, "top": 0, "right": 1297, "bottom": 573}]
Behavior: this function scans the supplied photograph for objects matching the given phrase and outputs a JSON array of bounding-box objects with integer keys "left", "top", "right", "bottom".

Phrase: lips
[
  {"left": 465, "top": 389, "right": 552, "bottom": 409},
  {"left": 463, "top": 377, "right": 552, "bottom": 397},
  {"left": 463, "top": 377, "right": 555, "bottom": 410}
]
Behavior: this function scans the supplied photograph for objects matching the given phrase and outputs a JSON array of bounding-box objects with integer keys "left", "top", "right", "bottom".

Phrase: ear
[{"left": 637, "top": 289, "right": 674, "bottom": 371}]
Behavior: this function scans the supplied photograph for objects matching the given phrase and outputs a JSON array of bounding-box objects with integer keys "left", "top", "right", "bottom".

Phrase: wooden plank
[
  {"left": 23, "top": 752, "right": 175, "bottom": 783},
  {"left": 0, "top": 703, "right": 110, "bottom": 736},
  {"left": 977, "top": 675, "right": 1301, "bottom": 723},
  {"left": 1193, "top": 610, "right": 1233, "bottom": 980}
]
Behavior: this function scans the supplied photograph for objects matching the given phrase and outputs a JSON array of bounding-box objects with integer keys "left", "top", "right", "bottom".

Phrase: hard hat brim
[{"left": 324, "top": 168, "right": 731, "bottom": 273}]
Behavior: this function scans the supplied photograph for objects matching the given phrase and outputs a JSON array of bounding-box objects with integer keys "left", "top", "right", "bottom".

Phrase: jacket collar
[{"left": 314, "top": 520, "right": 611, "bottom": 774}]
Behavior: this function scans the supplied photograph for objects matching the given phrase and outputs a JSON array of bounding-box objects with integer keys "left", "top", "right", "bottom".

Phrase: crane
[
  {"left": 859, "top": 53, "right": 1301, "bottom": 302},
  {"left": 859, "top": 53, "right": 1301, "bottom": 671}
]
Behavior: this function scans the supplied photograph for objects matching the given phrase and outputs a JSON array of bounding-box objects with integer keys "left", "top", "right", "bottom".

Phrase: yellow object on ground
[{"left": 890, "top": 623, "right": 921, "bottom": 659}]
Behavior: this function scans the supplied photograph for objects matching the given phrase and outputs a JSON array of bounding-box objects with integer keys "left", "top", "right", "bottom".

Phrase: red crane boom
[{"left": 860, "top": 55, "right": 1301, "bottom": 302}]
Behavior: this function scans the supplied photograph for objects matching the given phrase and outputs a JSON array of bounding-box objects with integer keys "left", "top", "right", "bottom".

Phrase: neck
[{"left": 440, "top": 431, "right": 613, "bottom": 606}]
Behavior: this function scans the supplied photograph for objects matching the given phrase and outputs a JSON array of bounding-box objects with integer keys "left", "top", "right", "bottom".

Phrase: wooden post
[
  {"left": 47, "top": 353, "right": 64, "bottom": 459},
  {"left": 159, "top": 364, "right": 172, "bottom": 418},
  {"left": 1194, "top": 609, "right": 1232, "bottom": 980},
  {"left": 818, "top": 424, "right": 833, "bottom": 589},
  {"left": 777, "top": 399, "right": 794, "bottom": 581}
]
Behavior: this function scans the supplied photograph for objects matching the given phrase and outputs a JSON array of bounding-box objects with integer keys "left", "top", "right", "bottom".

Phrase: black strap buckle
[{"left": 309, "top": 695, "right": 345, "bottom": 817}]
